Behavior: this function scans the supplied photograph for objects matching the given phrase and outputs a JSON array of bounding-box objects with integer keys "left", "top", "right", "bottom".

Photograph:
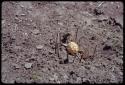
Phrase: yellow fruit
[{"left": 67, "top": 42, "right": 79, "bottom": 55}]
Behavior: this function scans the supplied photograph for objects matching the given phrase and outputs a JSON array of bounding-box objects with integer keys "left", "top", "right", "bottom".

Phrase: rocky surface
[{"left": 2, "top": 1, "right": 123, "bottom": 83}]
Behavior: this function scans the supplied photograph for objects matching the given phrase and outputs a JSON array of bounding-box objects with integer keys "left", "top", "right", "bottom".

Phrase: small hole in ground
[
  {"left": 103, "top": 45, "right": 112, "bottom": 50},
  {"left": 69, "top": 71, "right": 75, "bottom": 75}
]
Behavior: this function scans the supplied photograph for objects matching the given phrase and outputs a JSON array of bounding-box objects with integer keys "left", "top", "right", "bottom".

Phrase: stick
[
  {"left": 75, "top": 27, "right": 79, "bottom": 42},
  {"left": 57, "top": 33, "right": 60, "bottom": 58},
  {"left": 55, "top": 32, "right": 60, "bottom": 58},
  {"left": 92, "top": 45, "right": 97, "bottom": 58},
  {"left": 55, "top": 33, "right": 58, "bottom": 54},
  {"left": 97, "top": 2, "right": 104, "bottom": 7}
]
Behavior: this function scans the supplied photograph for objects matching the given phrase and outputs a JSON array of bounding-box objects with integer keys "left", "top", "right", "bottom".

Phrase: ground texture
[{"left": 2, "top": 1, "right": 123, "bottom": 83}]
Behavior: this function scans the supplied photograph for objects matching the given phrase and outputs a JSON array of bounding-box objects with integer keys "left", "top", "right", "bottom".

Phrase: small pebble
[
  {"left": 63, "top": 74, "right": 68, "bottom": 79},
  {"left": 119, "top": 72, "right": 123, "bottom": 76},
  {"left": 49, "top": 77, "right": 54, "bottom": 81},
  {"left": 58, "top": 22, "right": 63, "bottom": 26},
  {"left": 20, "top": 14, "right": 26, "bottom": 16},
  {"left": 76, "top": 77, "right": 81, "bottom": 82},
  {"left": 32, "top": 29, "right": 40, "bottom": 34},
  {"left": 20, "top": 4, "right": 24, "bottom": 8},
  {"left": 2, "top": 56, "right": 8, "bottom": 61},
  {"left": 2, "top": 20, "right": 6, "bottom": 25},
  {"left": 56, "top": 80, "right": 61, "bottom": 83},
  {"left": 53, "top": 74, "right": 58, "bottom": 80},
  {"left": 24, "top": 63, "right": 33, "bottom": 69},
  {"left": 82, "top": 78, "right": 88, "bottom": 82},
  {"left": 12, "top": 63, "right": 20, "bottom": 69},
  {"left": 36, "top": 45, "right": 44, "bottom": 49}
]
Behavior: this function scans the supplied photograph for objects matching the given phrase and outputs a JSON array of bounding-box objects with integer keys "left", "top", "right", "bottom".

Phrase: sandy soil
[{"left": 2, "top": 1, "right": 123, "bottom": 83}]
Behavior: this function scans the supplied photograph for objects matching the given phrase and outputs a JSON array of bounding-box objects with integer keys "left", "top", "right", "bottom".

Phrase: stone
[
  {"left": 53, "top": 74, "right": 58, "bottom": 80},
  {"left": 24, "top": 63, "right": 33, "bottom": 69},
  {"left": 36, "top": 45, "right": 44, "bottom": 49},
  {"left": 32, "top": 29, "right": 40, "bottom": 34}
]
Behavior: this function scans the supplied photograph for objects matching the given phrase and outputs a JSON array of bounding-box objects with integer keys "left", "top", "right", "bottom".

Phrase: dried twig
[
  {"left": 55, "top": 32, "right": 60, "bottom": 58},
  {"left": 97, "top": 2, "right": 104, "bottom": 7},
  {"left": 75, "top": 27, "right": 79, "bottom": 42},
  {"left": 55, "top": 33, "right": 58, "bottom": 54},
  {"left": 92, "top": 45, "right": 97, "bottom": 58},
  {"left": 57, "top": 33, "right": 60, "bottom": 58}
]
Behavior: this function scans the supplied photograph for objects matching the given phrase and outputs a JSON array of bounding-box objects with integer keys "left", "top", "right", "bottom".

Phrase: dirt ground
[{"left": 1, "top": 1, "right": 123, "bottom": 83}]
